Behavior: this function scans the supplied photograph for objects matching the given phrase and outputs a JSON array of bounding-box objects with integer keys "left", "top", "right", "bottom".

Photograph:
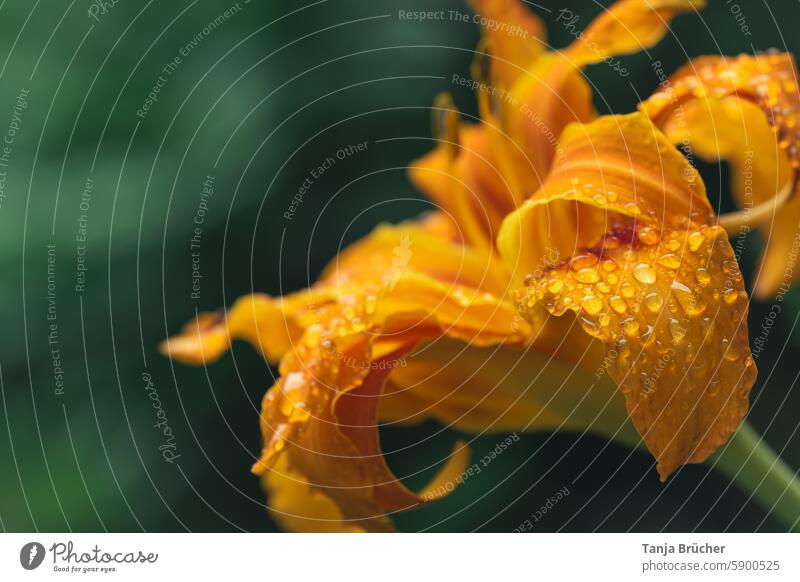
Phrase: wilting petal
[
  {"left": 469, "top": 0, "right": 546, "bottom": 89},
  {"left": 641, "top": 52, "right": 800, "bottom": 298},
  {"left": 498, "top": 113, "right": 712, "bottom": 284},
  {"left": 380, "top": 335, "right": 640, "bottom": 449},
  {"left": 565, "top": 0, "right": 704, "bottom": 68}
]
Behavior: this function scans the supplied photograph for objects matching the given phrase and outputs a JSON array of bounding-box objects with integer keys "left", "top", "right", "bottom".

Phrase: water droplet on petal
[
  {"left": 622, "top": 318, "right": 640, "bottom": 336},
  {"left": 657, "top": 253, "right": 681, "bottom": 270},
  {"left": 672, "top": 280, "right": 707, "bottom": 316},
  {"left": 634, "top": 264, "right": 657, "bottom": 285},
  {"left": 576, "top": 268, "right": 600, "bottom": 284},
  {"left": 688, "top": 231, "right": 706, "bottom": 252},
  {"left": 695, "top": 268, "right": 711, "bottom": 286},
  {"left": 637, "top": 227, "right": 659, "bottom": 246},
  {"left": 645, "top": 292, "right": 664, "bottom": 313},
  {"left": 572, "top": 254, "right": 599, "bottom": 270},
  {"left": 610, "top": 296, "right": 628, "bottom": 314},
  {"left": 668, "top": 318, "right": 687, "bottom": 342},
  {"left": 723, "top": 289, "right": 739, "bottom": 304},
  {"left": 582, "top": 295, "right": 603, "bottom": 315}
]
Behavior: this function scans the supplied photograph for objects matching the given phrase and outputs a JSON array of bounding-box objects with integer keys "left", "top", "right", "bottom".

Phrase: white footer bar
[{"left": 1, "top": 533, "right": 797, "bottom": 580}]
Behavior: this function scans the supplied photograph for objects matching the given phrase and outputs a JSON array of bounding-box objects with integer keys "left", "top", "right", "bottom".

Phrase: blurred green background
[{"left": 0, "top": 0, "right": 799, "bottom": 532}]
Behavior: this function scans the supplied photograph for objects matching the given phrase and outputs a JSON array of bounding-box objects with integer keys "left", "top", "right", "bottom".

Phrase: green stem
[{"left": 710, "top": 421, "right": 800, "bottom": 532}]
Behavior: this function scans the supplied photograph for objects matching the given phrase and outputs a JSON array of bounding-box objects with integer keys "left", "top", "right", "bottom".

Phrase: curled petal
[
  {"left": 249, "top": 261, "right": 528, "bottom": 530},
  {"left": 322, "top": 219, "right": 509, "bottom": 296},
  {"left": 498, "top": 113, "right": 712, "bottom": 284},
  {"left": 498, "top": 0, "right": 702, "bottom": 181},
  {"left": 641, "top": 52, "right": 800, "bottom": 298},
  {"left": 162, "top": 218, "right": 511, "bottom": 365},
  {"left": 505, "top": 114, "right": 756, "bottom": 478},
  {"left": 159, "top": 292, "right": 329, "bottom": 365},
  {"left": 255, "top": 339, "right": 470, "bottom": 532},
  {"left": 565, "top": 0, "right": 705, "bottom": 68}
]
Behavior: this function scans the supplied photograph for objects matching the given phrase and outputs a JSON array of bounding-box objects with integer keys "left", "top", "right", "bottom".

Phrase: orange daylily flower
[{"left": 160, "top": 0, "right": 793, "bottom": 531}]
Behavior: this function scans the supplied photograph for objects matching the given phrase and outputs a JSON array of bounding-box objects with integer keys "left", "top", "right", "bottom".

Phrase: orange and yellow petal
[
  {"left": 255, "top": 338, "right": 470, "bottom": 532},
  {"left": 497, "top": 0, "right": 702, "bottom": 182},
  {"left": 409, "top": 98, "right": 516, "bottom": 251},
  {"left": 498, "top": 113, "right": 712, "bottom": 285},
  {"left": 161, "top": 216, "right": 512, "bottom": 366},
  {"left": 321, "top": 218, "right": 508, "bottom": 296},
  {"left": 506, "top": 113, "right": 756, "bottom": 479},
  {"left": 468, "top": 0, "right": 546, "bottom": 89},
  {"left": 379, "top": 336, "right": 640, "bottom": 449},
  {"left": 641, "top": 52, "right": 800, "bottom": 298},
  {"left": 165, "top": 222, "right": 527, "bottom": 531},
  {"left": 159, "top": 291, "right": 332, "bottom": 366},
  {"left": 527, "top": 225, "right": 756, "bottom": 479},
  {"left": 565, "top": 0, "right": 705, "bottom": 68}
]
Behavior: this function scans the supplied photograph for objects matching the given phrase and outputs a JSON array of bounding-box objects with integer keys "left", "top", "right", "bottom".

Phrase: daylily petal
[
  {"left": 161, "top": 218, "right": 511, "bottom": 365},
  {"left": 250, "top": 260, "right": 526, "bottom": 531},
  {"left": 254, "top": 338, "right": 470, "bottom": 532},
  {"left": 504, "top": 113, "right": 756, "bottom": 479},
  {"left": 409, "top": 97, "right": 515, "bottom": 251},
  {"left": 469, "top": 0, "right": 546, "bottom": 89},
  {"left": 322, "top": 218, "right": 509, "bottom": 295},
  {"left": 166, "top": 214, "right": 527, "bottom": 531},
  {"left": 640, "top": 52, "right": 800, "bottom": 298},
  {"left": 527, "top": 224, "right": 756, "bottom": 479},
  {"left": 499, "top": 0, "right": 702, "bottom": 182},
  {"left": 160, "top": 292, "right": 329, "bottom": 366},
  {"left": 498, "top": 113, "right": 712, "bottom": 284},
  {"left": 565, "top": 0, "right": 705, "bottom": 68},
  {"left": 263, "top": 454, "right": 368, "bottom": 533},
  {"left": 380, "top": 335, "right": 640, "bottom": 450}
]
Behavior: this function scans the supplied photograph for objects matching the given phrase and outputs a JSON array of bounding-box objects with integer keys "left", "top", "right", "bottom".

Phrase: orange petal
[
  {"left": 498, "top": 113, "right": 712, "bottom": 285},
  {"left": 246, "top": 250, "right": 530, "bottom": 531},
  {"left": 322, "top": 218, "right": 508, "bottom": 296},
  {"left": 565, "top": 0, "right": 705, "bottom": 68},
  {"left": 641, "top": 52, "right": 800, "bottom": 299},
  {"left": 409, "top": 98, "right": 515, "bottom": 251},
  {"left": 253, "top": 336, "right": 472, "bottom": 532},
  {"left": 380, "top": 336, "right": 640, "bottom": 450},
  {"left": 526, "top": 224, "right": 756, "bottom": 479},
  {"left": 468, "top": 0, "right": 546, "bottom": 88},
  {"left": 162, "top": 218, "right": 511, "bottom": 366},
  {"left": 498, "top": 0, "right": 702, "bottom": 183},
  {"left": 504, "top": 53, "right": 596, "bottom": 181},
  {"left": 159, "top": 292, "right": 328, "bottom": 366}
]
